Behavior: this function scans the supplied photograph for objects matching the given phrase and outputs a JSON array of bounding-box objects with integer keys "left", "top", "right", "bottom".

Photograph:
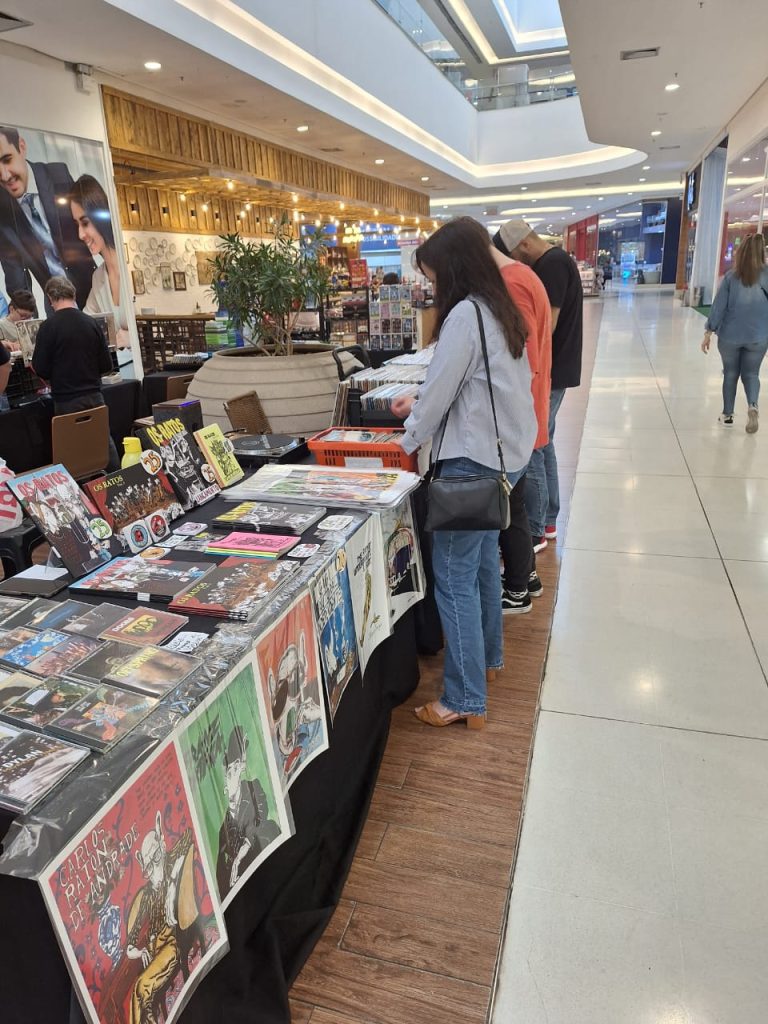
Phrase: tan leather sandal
[{"left": 413, "top": 700, "right": 486, "bottom": 730}]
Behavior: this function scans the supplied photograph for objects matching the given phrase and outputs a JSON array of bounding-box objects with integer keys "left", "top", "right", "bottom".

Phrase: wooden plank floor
[{"left": 292, "top": 300, "right": 602, "bottom": 1024}]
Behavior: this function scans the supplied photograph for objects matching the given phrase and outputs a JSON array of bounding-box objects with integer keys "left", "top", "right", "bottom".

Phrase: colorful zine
[
  {"left": 309, "top": 548, "right": 359, "bottom": 721},
  {"left": 71, "top": 557, "right": 212, "bottom": 603},
  {"left": 254, "top": 591, "right": 329, "bottom": 793},
  {"left": 178, "top": 650, "right": 292, "bottom": 907},
  {"left": 83, "top": 459, "right": 183, "bottom": 552},
  {"left": 50, "top": 683, "right": 159, "bottom": 751},
  {"left": 170, "top": 557, "right": 299, "bottom": 621},
  {"left": 0, "top": 677, "right": 95, "bottom": 730},
  {"left": 40, "top": 741, "right": 226, "bottom": 1024},
  {"left": 100, "top": 608, "right": 189, "bottom": 647},
  {"left": 232, "top": 464, "right": 420, "bottom": 508},
  {"left": 0, "top": 730, "right": 88, "bottom": 812},
  {"left": 137, "top": 418, "right": 220, "bottom": 510},
  {"left": 205, "top": 531, "right": 300, "bottom": 559},
  {"left": 344, "top": 515, "right": 392, "bottom": 677},
  {"left": 193, "top": 423, "right": 245, "bottom": 488},
  {"left": 212, "top": 501, "right": 326, "bottom": 535},
  {"left": 7, "top": 465, "right": 116, "bottom": 577},
  {"left": 379, "top": 498, "right": 425, "bottom": 626},
  {"left": 104, "top": 645, "right": 200, "bottom": 698}
]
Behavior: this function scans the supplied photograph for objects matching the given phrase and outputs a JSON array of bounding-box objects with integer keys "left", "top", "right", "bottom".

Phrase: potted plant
[{"left": 208, "top": 215, "right": 331, "bottom": 356}]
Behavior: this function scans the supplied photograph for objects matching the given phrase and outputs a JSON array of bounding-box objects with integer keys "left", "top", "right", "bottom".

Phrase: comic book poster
[
  {"left": 8, "top": 465, "right": 116, "bottom": 578},
  {"left": 41, "top": 741, "right": 227, "bottom": 1024},
  {"left": 344, "top": 516, "right": 391, "bottom": 677},
  {"left": 378, "top": 497, "right": 425, "bottom": 627},
  {"left": 177, "top": 650, "right": 292, "bottom": 908},
  {"left": 309, "top": 548, "right": 358, "bottom": 721},
  {"left": 137, "top": 420, "right": 220, "bottom": 511},
  {"left": 254, "top": 592, "right": 329, "bottom": 793}
]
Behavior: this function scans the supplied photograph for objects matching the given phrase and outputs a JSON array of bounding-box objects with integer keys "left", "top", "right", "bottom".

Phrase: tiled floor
[
  {"left": 492, "top": 287, "right": 768, "bottom": 1024},
  {"left": 291, "top": 301, "right": 602, "bottom": 1023}
]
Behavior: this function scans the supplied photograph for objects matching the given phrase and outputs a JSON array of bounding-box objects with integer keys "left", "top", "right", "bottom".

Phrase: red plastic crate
[{"left": 308, "top": 427, "right": 418, "bottom": 472}]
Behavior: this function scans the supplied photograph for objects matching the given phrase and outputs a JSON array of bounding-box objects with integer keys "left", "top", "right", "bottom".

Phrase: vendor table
[
  {"left": 0, "top": 495, "right": 421, "bottom": 1024},
  {"left": 0, "top": 380, "right": 142, "bottom": 473}
]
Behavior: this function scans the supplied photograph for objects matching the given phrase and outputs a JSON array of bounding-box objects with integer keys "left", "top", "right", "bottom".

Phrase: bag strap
[{"left": 431, "top": 299, "right": 510, "bottom": 490}]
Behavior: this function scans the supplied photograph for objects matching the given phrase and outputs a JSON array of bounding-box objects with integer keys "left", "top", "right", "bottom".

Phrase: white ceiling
[{"left": 2, "top": 0, "right": 766, "bottom": 236}]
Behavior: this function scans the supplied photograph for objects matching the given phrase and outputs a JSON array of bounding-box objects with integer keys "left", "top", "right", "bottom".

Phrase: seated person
[{"left": 0, "top": 289, "right": 37, "bottom": 352}]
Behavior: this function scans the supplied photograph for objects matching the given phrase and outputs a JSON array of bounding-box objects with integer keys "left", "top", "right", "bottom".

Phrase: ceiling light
[
  {"left": 314, "top": 218, "right": 321, "bottom": 227},
  {"left": 296, "top": 124, "right": 309, "bottom": 132},
  {"left": 598, "top": 196, "right": 604, "bottom": 200},
  {"left": 400, "top": 215, "right": 405, "bottom": 222},
  {"left": 292, "top": 193, "right": 299, "bottom": 203},
  {"left": 421, "top": 176, "right": 430, "bottom": 182},
  {"left": 339, "top": 202, "right": 345, "bottom": 210},
  {"left": 642, "top": 165, "right": 651, "bottom": 171},
  {"left": 586, "top": 205, "right": 591, "bottom": 209},
  {"left": 639, "top": 177, "right": 646, "bottom": 182},
  {"left": 240, "top": 211, "right": 246, "bottom": 219},
  {"left": 374, "top": 158, "right": 385, "bottom": 165},
  {"left": 226, "top": 180, "right": 234, "bottom": 191},
  {"left": 665, "top": 82, "right": 680, "bottom": 92},
  {"left": 464, "top": 78, "right": 478, "bottom": 88},
  {"left": 651, "top": 130, "right": 662, "bottom": 137},
  {"left": 373, "top": 209, "right": 379, "bottom": 216},
  {"left": 245, "top": 203, "right": 251, "bottom": 211},
  {"left": 742, "top": 156, "right": 751, "bottom": 162},
  {"left": 201, "top": 203, "right": 209, "bottom": 212},
  {"left": 144, "top": 61, "right": 162, "bottom": 71},
  {"left": 521, "top": 186, "right": 528, "bottom": 191},
  {"left": 178, "top": 193, "right": 186, "bottom": 202}
]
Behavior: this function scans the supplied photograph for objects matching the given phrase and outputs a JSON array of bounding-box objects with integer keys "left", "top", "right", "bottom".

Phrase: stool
[{"left": 0, "top": 519, "right": 45, "bottom": 577}]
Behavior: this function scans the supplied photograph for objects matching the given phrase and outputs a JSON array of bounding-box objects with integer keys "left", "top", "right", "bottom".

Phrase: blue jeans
[
  {"left": 525, "top": 387, "right": 566, "bottom": 537},
  {"left": 431, "top": 457, "right": 523, "bottom": 715},
  {"left": 718, "top": 340, "right": 768, "bottom": 414}
]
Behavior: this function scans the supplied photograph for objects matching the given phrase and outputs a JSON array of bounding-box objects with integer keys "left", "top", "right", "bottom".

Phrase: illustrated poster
[
  {"left": 41, "top": 741, "right": 226, "bottom": 1024},
  {"left": 178, "top": 651, "right": 292, "bottom": 907},
  {"left": 378, "top": 497, "right": 425, "bottom": 626},
  {"left": 309, "top": 548, "right": 359, "bottom": 720},
  {"left": 344, "top": 516, "right": 391, "bottom": 677},
  {"left": 254, "top": 592, "right": 329, "bottom": 793}
]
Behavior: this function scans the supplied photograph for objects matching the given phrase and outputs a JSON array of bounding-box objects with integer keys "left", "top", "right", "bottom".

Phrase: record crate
[{"left": 308, "top": 427, "right": 418, "bottom": 472}]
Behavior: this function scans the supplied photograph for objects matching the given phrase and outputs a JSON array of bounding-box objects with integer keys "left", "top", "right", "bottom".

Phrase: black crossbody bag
[{"left": 425, "top": 300, "right": 512, "bottom": 532}]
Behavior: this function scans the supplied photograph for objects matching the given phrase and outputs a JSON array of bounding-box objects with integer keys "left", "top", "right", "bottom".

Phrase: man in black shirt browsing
[
  {"left": 32, "top": 275, "right": 119, "bottom": 469},
  {"left": 493, "top": 220, "right": 583, "bottom": 551}
]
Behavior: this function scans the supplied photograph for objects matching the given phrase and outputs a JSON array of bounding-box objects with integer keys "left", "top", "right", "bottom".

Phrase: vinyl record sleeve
[
  {"left": 0, "top": 730, "right": 88, "bottom": 813},
  {"left": 50, "top": 683, "right": 159, "bottom": 751}
]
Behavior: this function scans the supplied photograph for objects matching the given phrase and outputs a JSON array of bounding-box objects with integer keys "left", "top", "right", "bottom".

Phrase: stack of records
[
  {"left": 0, "top": 729, "right": 89, "bottom": 812},
  {"left": 205, "top": 531, "right": 300, "bottom": 559},
  {"left": 170, "top": 556, "right": 299, "bottom": 621},
  {"left": 360, "top": 382, "right": 419, "bottom": 412},
  {"left": 212, "top": 500, "right": 326, "bottom": 534},
  {"left": 70, "top": 557, "right": 212, "bottom": 603},
  {"left": 49, "top": 683, "right": 159, "bottom": 752}
]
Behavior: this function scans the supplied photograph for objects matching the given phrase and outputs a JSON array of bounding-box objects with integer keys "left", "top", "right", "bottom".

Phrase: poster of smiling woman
[
  {"left": 0, "top": 122, "right": 132, "bottom": 357},
  {"left": 177, "top": 649, "right": 293, "bottom": 908}
]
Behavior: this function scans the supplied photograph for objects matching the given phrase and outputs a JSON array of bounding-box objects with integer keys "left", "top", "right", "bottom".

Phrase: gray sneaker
[{"left": 747, "top": 406, "right": 759, "bottom": 434}]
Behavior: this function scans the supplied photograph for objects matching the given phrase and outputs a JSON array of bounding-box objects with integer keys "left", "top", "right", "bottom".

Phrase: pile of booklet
[
  {"left": 204, "top": 532, "right": 300, "bottom": 559},
  {"left": 223, "top": 465, "right": 421, "bottom": 509}
]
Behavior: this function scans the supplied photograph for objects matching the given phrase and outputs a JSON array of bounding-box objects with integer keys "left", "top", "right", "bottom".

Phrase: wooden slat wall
[
  {"left": 103, "top": 87, "right": 429, "bottom": 223},
  {"left": 115, "top": 183, "right": 281, "bottom": 237}
]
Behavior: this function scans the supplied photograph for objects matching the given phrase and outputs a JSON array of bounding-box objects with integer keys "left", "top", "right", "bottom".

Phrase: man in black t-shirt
[
  {"left": 32, "top": 275, "right": 119, "bottom": 469},
  {"left": 494, "top": 220, "right": 583, "bottom": 550}
]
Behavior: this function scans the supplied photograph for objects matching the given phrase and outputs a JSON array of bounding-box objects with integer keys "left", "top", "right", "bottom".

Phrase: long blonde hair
[{"left": 733, "top": 233, "right": 766, "bottom": 287}]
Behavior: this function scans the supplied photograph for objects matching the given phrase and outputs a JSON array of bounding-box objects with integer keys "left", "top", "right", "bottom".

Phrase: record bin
[{"left": 308, "top": 426, "right": 417, "bottom": 471}]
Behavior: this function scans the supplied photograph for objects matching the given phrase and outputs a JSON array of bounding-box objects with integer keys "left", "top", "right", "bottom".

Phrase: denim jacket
[{"left": 706, "top": 267, "right": 768, "bottom": 346}]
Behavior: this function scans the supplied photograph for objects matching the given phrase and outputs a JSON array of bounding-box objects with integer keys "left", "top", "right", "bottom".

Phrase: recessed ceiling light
[
  {"left": 742, "top": 156, "right": 751, "bottom": 162},
  {"left": 227, "top": 180, "right": 234, "bottom": 191},
  {"left": 598, "top": 196, "right": 604, "bottom": 200},
  {"left": 639, "top": 177, "right": 646, "bottom": 182},
  {"left": 586, "top": 205, "right": 592, "bottom": 209},
  {"left": 144, "top": 61, "right": 162, "bottom": 71},
  {"left": 245, "top": 203, "right": 251, "bottom": 211},
  {"left": 179, "top": 193, "right": 186, "bottom": 202},
  {"left": 665, "top": 82, "right": 680, "bottom": 92},
  {"left": 296, "top": 124, "right": 309, "bottom": 132},
  {"left": 421, "top": 176, "right": 430, "bottom": 182},
  {"left": 521, "top": 186, "right": 528, "bottom": 191},
  {"left": 651, "top": 130, "right": 662, "bottom": 137},
  {"left": 374, "top": 158, "right": 385, "bottom": 165},
  {"left": 373, "top": 208, "right": 379, "bottom": 215},
  {"left": 201, "top": 203, "right": 209, "bottom": 212}
]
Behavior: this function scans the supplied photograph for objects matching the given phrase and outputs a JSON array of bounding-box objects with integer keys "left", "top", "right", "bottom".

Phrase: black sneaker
[
  {"left": 528, "top": 571, "right": 544, "bottom": 598},
  {"left": 719, "top": 414, "right": 734, "bottom": 426},
  {"left": 502, "top": 589, "right": 532, "bottom": 615}
]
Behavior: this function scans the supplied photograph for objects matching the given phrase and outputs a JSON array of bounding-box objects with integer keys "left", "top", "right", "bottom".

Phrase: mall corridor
[{"left": 493, "top": 286, "right": 768, "bottom": 1023}]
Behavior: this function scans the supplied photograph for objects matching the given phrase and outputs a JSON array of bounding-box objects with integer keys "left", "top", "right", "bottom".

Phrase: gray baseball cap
[{"left": 493, "top": 219, "right": 534, "bottom": 256}]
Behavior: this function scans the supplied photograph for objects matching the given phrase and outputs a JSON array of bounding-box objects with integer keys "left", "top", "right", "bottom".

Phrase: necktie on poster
[{"left": 20, "top": 193, "right": 67, "bottom": 277}]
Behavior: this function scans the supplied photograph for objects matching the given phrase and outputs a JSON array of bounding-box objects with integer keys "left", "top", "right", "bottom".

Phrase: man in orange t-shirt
[{"left": 490, "top": 247, "right": 553, "bottom": 612}]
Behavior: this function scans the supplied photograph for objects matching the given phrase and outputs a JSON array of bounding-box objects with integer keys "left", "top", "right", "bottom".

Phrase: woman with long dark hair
[
  {"left": 703, "top": 234, "right": 768, "bottom": 432},
  {"left": 392, "top": 218, "right": 537, "bottom": 728},
  {"left": 69, "top": 174, "right": 130, "bottom": 350}
]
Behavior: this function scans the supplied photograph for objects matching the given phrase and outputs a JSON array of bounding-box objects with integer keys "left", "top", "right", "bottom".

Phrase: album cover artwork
[
  {"left": 254, "top": 591, "right": 329, "bottom": 793},
  {"left": 170, "top": 557, "right": 299, "bottom": 621},
  {"left": 50, "top": 683, "right": 159, "bottom": 751},
  {"left": 104, "top": 646, "right": 200, "bottom": 698},
  {"left": 379, "top": 498, "right": 425, "bottom": 626},
  {"left": 0, "top": 595, "right": 29, "bottom": 621},
  {"left": 344, "top": 516, "right": 391, "bottom": 676},
  {"left": 0, "top": 627, "right": 38, "bottom": 659},
  {"left": 0, "top": 597, "right": 58, "bottom": 631},
  {"left": 71, "top": 557, "right": 212, "bottom": 603},
  {"left": 212, "top": 501, "right": 326, "bottom": 535},
  {"left": 28, "top": 599, "right": 93, "bottom": 632},
  {"left": 178, "top": 650, "right": 292, "bottom": 907},
  {"left": 100, "top": 608, "right": 189, "bottom": 647},
  {"left": 41, "top": 741, "right": 226, "bottom": 1024},
  {"left": 83, "top": 458, "right": 183, "bottom": 534},
  {"left": 193, "top": 424, "right": 245, "bottom": 489},
  {"left": 137, "top": 419, "right": 220, "bottom": 510},
  {"left": 63, "top": 604, "right": 131, "bottom": 639},
  {"left": 7, "top": 465, "right": 116, "bottom": 578},
  {"left": 1, "top": 628, "right": 71, "bottom": 668},
  {"left": 1, "top": 677, "right": 95, "bottom": 730},
  {"left": 0, "top": 721, "right": 20, "bottom": 747},
  {"left": 309, "top": 548, "right": 358, "bottom": 721},
  {"left": 0, "top": 730, "right": 88, "bottom": 813},
  {"left": 70, "top": 641, "right": 137, "bottom": 684},
  {"left": 25, "top": 635, "right": 104, "bottom": 678},
  {"left": 0, "top": 670, "right": 40, "bottom": 710}
]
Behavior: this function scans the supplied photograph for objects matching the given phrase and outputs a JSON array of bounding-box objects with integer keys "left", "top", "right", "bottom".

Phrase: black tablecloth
[
  {"left": 0, "top": 496, "right": 422, "bottom": 1024},
  {"left": 0, "top": 380, "right": 141, "bottom": 473}
]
